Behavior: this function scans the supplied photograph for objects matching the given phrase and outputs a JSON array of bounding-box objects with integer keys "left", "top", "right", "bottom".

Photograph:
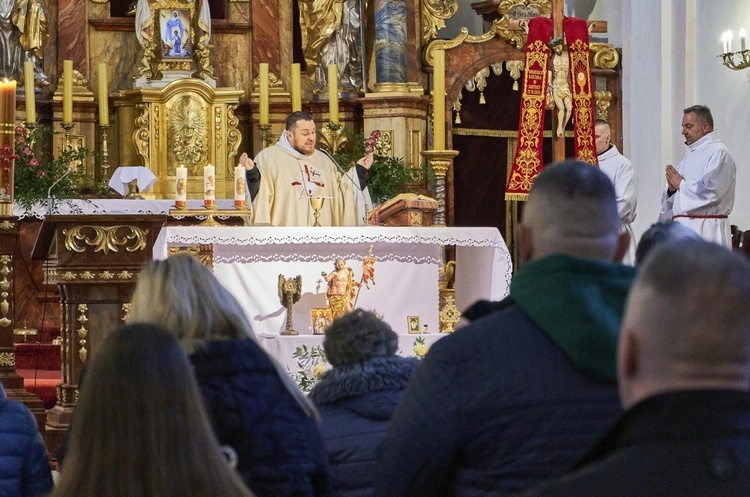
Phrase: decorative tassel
[
  {"left": 454, "top": 111, "right": 461, "bottom": 124},
  {"left": 479, "top": 91, "right": 486, "bottom": 104}
]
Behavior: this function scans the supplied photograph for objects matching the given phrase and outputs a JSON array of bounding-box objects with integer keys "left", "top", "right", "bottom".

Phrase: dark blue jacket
[
  {"left": 309, "top": 356, "right": 419, "bottom": 497},
  {"left": 0, "top": 385, "right": 53, "bottom": 497},
  {"left": 190, "top": 338, "right": 330, "bottom": 497},
  {"left": 524, "top": 390, "right": 750, "bottom": 497}
]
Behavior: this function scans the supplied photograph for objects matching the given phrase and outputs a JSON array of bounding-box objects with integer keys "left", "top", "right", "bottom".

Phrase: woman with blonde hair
[
  {"left": 51, "top": 323, "right": 254, "bottom": 497},
  {"left": 128, "top": 254, "right": 330, "bottom": 497}
]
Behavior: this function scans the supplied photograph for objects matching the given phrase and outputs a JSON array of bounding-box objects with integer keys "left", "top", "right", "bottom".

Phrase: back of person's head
[
  {"left": 635, "top": 221, "right": 702, "bottom": 266},
  {"left": 129, "top": 254, "right": 250, "bottom": 350},
  {"left": 51, "top": 323, "right": 253, "bottom": 497},
  {"left": 618, "top": 239, "right": 750, "bottom": 409},
  {"left": 323, "top": 310, "right": 398, "bottom": 367},
  {"left": 128, "top": 254, "right": 318, "bottom": 419},
  {"left": 518, "top": 160, "right": 626, "bottom": 263},
  {"left": 286, "top": 110, "right": 314, "bottom": 130}
]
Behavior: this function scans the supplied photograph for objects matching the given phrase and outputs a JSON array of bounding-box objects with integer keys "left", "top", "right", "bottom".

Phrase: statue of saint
[
  {"left": 300, "top": 0, "right": 364, "bottom": 94},
  {"left": 547, "top": 36, "right": 573, "bottom": 138},
  {"left": 322, "top": 258, "right": 359, "bottom": 318},
  {"left": 0, "top": 0, "right": 49, "bottom": 86}
]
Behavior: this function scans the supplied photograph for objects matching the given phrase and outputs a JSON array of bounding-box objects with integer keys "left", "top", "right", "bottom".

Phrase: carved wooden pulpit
[{"left": 33, "top": 215, "right": 166, "bottom": 453}]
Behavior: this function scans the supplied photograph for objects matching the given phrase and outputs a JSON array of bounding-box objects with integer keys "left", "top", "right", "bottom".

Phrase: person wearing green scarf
[{"left": 376, "top": 161, "right": 635, "bottom": 497}]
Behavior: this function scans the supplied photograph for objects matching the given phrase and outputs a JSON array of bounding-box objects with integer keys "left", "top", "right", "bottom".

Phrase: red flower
[
  {"left": 2, "top": 147, "right": 9, "bottom": 154},
  {"left": 14, "top": 125, "right": 24, "bottom": 135},
  {"left": 16, "top": 134, "right": 25, "bottom": 144},
  {"left": 2, "top": 157, "right": 9, "bottom": 165},
  {"left": 37, "top": 169, "right": 47, "bottom": 177},
  {"left": 29, "top": 157, "right": 39, "bottom": 167}
]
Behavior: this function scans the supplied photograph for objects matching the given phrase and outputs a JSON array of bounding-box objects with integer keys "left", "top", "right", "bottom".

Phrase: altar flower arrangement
[
  {"left": 413, "top": 336, "right": 428, "bottom": 359},
  {"left": 291, "top": 344, "right": 328, "bottom": 392},
  {"left": 12, "top": 124, "right": 95, "bottom": 213}
]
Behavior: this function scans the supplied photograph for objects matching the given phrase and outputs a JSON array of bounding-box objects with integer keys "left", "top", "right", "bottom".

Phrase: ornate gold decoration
[
  {"left": 318, "top": 124, "right": 349, "bottom": 154},
  {"left": 590, "top": 42, "right": 620, "bottom": 69},
  {"left": 421, "top": 150, "right": 460, "bottom": 226},
  {"left": 720, "top": 49, "right": 750, "bottom": 70},
  {"left": 168, "top": 95, "right": 208, "bottom": 174},
  {"left": 214, "top": 107, "right": 222, "bottom": 152},
  {"left": 594, "top": 90, "right": 612, "bottom": 120},
  {"left": 99, "top": 271, "right": 114, "bottom": 280},
  {"left": 117, "top": 270, "right": 134, "bottom": 279},
  {"left": 0, "top": 352, "right": 14, "bottom": 367},
  {"left": 375, "top": 130, "right": 394, "bottom": 157},
  {"left": 506, "top": 60, "right": 524, "bottom": 90},
  {"left": 0, "top": 255, "right": 12, "bottom": 328},
  {"left": 226, "top": 104, "right": 241, "bottom": 162},
  {"left": 80, "top": 271, "right": 95, "bottom": 280},
  {"left": 0, "top": 220, "right": 15, "bottom": 230},
  {"left": 167, "top": 244, "right": 214, "bottom": 270},
  {"left": 77, "top": 303, "right": 88, "bottom": 363},
  {"left": 278, "top": 275, "right": 302, "bottom": 335},
  {"left": 63, "top": 225, "right": 149, "bottom": 255},
  {"left": 134, "top": 104, "right": 151, "bottom": 168},
  {"left": 121, "top": 303, "right": 131, "bottom": 322},
  {"left": 61, "top": 271, "right": 76, "bottom": 281},
  {"left": 154, "top": 106, "right": 160, "bottom": 152},
  {"left": 422, "top": 0, "right": 458, "bottom": 43},
  {"left": 439, "top": 294, "right": 461, "bottom": 333},
  {"left": 494, "top": 0, "right": 551, "bottom": 48},
  {"left": 453, "top": 94, "right": 462, "bottom": 124}
]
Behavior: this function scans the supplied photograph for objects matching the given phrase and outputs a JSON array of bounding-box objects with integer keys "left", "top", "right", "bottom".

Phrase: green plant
[
  {"left": 290, "top": 344, "right": 328, "bottom": 392},
  {"left": 11, "top": 124, "right": 96, "bottom": 213}
]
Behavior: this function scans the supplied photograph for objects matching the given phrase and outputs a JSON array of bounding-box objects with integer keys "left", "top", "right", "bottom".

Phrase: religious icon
[
  {"left": 176, "top": 177, "right": 187, "bottom": 196},
  {"left": 407, "top": 316, "right": 421, "bottom": 334},
  {"left": 160, "top": 9, "right": 191, "bottom": 59},
  {"left": 236, "top": 177, "right": 246, "bottom": 197},
  {"left": 310, "top": 308, "right": 333, "bottom": 335}
]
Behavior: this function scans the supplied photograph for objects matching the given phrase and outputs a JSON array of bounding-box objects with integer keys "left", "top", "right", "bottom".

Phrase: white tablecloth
[
  {"left": 108, "top": 166, "right": 158, "bottom": 195},
  {"left": 13, "top": 198, "right": 238, "bottom": 219}
]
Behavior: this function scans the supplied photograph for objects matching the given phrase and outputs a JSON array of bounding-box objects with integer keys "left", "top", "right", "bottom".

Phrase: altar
[{"left": 153, "top": 226, "right": 512, "bottom": 339}]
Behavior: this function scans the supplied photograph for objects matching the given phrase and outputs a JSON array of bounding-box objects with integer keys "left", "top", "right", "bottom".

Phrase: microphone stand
[{"left": 47, "top": 167, "right": 73, "bottom": 216}]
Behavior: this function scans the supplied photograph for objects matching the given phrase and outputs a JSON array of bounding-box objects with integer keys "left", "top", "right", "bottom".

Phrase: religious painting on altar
[
  {"left": 159, "top": 9, "right": 192, "bottom": 59},
  {"left": 407, "top": 316, "right": 421, "bottom": 334},
  {"left": 311, "top": 308, "right": 333, "bottom": 335}
]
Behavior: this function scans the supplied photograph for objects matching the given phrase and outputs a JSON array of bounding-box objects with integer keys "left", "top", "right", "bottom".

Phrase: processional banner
[{"left": 505, "top": 16, "right": 597, "bottom": 201}]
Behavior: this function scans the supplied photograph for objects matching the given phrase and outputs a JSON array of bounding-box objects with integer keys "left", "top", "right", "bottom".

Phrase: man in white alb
[
  {"left": 659, "top": 105, "right": 735, "bottom": 246},
  {"left": 239, "top": 111, "right": 373, "bottom": 226},
  {"left": 595, "top": 119, "right": 638, "bottom": 264}
]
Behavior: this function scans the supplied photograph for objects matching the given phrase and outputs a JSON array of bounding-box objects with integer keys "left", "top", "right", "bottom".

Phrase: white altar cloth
[
  {"left": 13, "top": 199, "right": 237, "bottom": 219},
  {"left": 153, "top": 226, "right": 512, "bottom": 338}
]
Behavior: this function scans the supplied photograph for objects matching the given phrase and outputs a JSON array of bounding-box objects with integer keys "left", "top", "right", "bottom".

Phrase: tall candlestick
[
  {"left": 24, "top": 61, "right": 35, "bottom": 122},
  {"left": 741, "top": 28, "right": 747, "bottom": 51},
  {"left": 175, "top": 165, "right": 187, "bottom": 208},
  {"left": 97, "top": 63, "right": 109, "bottom": 126},
  {"left": 432, "top": 48, "right": 446, "bottom": 150},
  {"left": 0, "top": 78, "right": 16, "bottom": 211},
  {"left": 259, "top": 63, "right": 269, "bottom": 125},
  {"left": 63, "top": 60, "right": 73, "bottom": 124},
  {"left": 204, "top": 164, "right": 215, "bottom": 207},
  {"left": 328, "top": 64, "right": 339, "bottom": 124},
  {"left": 291, "top": 63, "right": 302, "bottom": 112},
  {"left": 234, "top": 165, "right": 246, "bottom": 206}
]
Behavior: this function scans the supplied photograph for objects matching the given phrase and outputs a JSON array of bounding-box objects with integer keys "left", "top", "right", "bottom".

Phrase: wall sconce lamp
[{"left": 719, "top": 28, "right": 750, "bottom": 70}]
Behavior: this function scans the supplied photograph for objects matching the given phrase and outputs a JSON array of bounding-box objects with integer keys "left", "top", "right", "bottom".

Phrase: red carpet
[{"left": 17, "top": 369, "right": 59, "bottom": 410}]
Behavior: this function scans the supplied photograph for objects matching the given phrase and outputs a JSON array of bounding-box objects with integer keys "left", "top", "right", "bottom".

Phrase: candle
[
  {"left": 0, "top": 78, "right": 15, "bottom": 130},
  {"left": 741, "top": 28, "right": 747, "bottom": 51},
  {"left": 0, "top": 78, "right": 15, "bottom": 206},
  {"left": 722, "top": 32, "right": 728, "bottom": 54},
  {"left": 234, "top": 165, "right": 246, "bottom": 206},
  {"left": 328, "top": 64, "right": 339, "bottom": 124},
  {"left": 432, "top": 48, "right": 446, "bottom": 150},
  {"left": 259, "top": 63, "right": 269, "bottom": 125},
  {"left": 24, "top": 61, "right": 35, "bottom": 122},
  {"left": 203, "top": 164, "right": 215, "bottom": 207},
  {"left": 62, "top": 60, "right": 73, "bottom": 124},
  {"left": 291, "top": 63, "right": 302, "bottom": 112},
  {"left": 727, "top": 30, "right": 734, "bottom": 53},
  {"left": 97, "top": 63, "right": 109, "bottom": 126},
  {"left": 175, "top": 165, "right": 187, "bottom": 207}
]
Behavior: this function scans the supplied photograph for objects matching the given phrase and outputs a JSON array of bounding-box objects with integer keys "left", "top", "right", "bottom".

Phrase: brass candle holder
[
  {"left": 421, "top": 149, "right": 459, "bottom": 227},
  {"left": 258, "top": 123, "right": 272, "bottom": 149},
  {"left": 168, "top": 205, "right": 251, "bottom": 227},
  {"left": 24, "top": 121, "right": 37, "bottom": 146},
  {"left": 61, "top": 122, "right": 74, "bottom": 149},
  {"left": 99, "top": 124, "right": 111, "bottom": 181}
]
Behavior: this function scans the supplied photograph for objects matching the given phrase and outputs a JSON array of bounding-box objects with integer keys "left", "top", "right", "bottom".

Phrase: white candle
[
  {"left": 234, "top": 165, "right": 246, "bottom": 206},
  {"left": 175, "top": 165, "right": 187, "bottom": 207},
  {"left": 328, "top": 64, "right": 339, "bottom": 124},
  {"left": 740, "top": 28, "right": 747, "bottom": 51},
  {"left": 24, "top": 61, "right": 35, "bottom": 122},
  {"left": 728, "top": 30, "right": 734, "bottom": 53},
  {"left": 204, "top": 164, "right": 215, "bottom": 207},
  {"left": 722, "top": 32, "right": 728, "bottom": 54}
]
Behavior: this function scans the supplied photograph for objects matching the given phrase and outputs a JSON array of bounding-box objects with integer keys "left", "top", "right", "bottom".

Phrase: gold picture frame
[
  {"left": 311, "top": 308, "right": 333, "bottom": 335},
  {"left": 407, "top": 316, "right": 421, "bottom": 334}
]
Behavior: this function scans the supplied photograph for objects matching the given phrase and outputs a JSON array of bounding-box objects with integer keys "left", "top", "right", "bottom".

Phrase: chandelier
[{"left": 719, "top": 29, "right": 750, "bottom": 70}]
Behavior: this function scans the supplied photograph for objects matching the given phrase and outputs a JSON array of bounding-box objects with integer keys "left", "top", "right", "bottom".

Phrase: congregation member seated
[
  {"left": 524, "top": 239, "right": 750, "bottom": 496},
  {"left": 308, "top": 310, "right": 419, "bottom": 497},
  {"left": 0, "top": 384, "right": 53, "bottom": 497},
  {"left": 128, "top": 254, "right": 330, "bottom": 497},
  {"left": 50, "top": 323, "right": 253, "bottom": 497},
  {"left": 634, "top": 220, "right": 701, "bottom": 266},
  {"left": 376, "top": 161, "right": 636, "bottom": 497}
]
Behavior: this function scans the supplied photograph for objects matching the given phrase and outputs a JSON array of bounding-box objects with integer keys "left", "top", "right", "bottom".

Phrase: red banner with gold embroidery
[
  {"left": 564, "top": 17, "right": 597, "bottom": 165},
  {"left": 505, "top": 16, "right": 553, "bottom": 201}
]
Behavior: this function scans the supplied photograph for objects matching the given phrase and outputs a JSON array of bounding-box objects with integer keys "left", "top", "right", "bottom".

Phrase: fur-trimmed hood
[{"left": 309, "top": 356, "right": 418, "bottom": 406}]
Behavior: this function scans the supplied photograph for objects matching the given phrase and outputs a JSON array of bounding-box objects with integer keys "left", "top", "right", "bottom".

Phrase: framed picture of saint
[
  {"left": 311, "top": 308, "right": 333, "bottom": 335},
  {"left": 407, "top": 316, "right": 421, "bottom": 334},
  {"left": 160, "top": 9, "right": 192, "bottom": 59}
]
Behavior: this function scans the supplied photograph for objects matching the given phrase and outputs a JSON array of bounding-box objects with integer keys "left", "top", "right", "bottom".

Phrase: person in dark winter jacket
[
  {"left": 309, "top": 310, "right": 419, "bottom": 497},
  {"left": 128, "top": 254, "right": 330, "bottom": 497},
  {"left": 524, "top": 239, "right": 750, "bottom": 497},
  {"left": 0, "top": 384, "right": 53, "bottom": 497},
  {"left": 375, "top": 161, "right": 636, "bottom": 497}
]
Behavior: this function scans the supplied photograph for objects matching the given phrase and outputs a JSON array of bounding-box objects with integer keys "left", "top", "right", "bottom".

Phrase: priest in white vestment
[
  {"left": 595, "top": 120, "right": 638, "bottom": 264},
  {"left": 239, "top": 111, "right": 373, "bottom": 226},
  {"left": 659, "top": 105, "right": 735, "bottom": 247}
]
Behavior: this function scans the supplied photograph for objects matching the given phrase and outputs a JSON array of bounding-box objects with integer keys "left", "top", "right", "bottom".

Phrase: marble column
[
  {"left": 57, "top": 0, "right": 87, "bottom": 78},
  {"left": 373, "top": 0, "right": 407, "bottom": 90}
]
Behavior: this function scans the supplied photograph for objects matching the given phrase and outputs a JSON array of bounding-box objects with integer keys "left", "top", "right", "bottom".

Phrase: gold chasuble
[{"left": 251, "top": 142, "right": 369, "bottom": 226}]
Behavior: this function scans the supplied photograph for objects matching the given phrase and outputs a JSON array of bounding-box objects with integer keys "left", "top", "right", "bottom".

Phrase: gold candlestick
[
  {"left": 258, "top": 123, "right": 271, "bottom": 149},
  {"left": 61, "top": 122, "right": 74, "bottom": 150},
  {"left": 421, "top": 149, "right": 459, "bottom": 227},
  {"left": 99, "top": 124, "right": 111, "bottom": 181},
  {"left": 24, "top": 121, "right": 37, "bottom": 146}
]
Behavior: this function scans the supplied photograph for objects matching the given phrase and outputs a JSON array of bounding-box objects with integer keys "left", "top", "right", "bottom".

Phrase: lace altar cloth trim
[
  {"left": 13, "top": 199, "right": 238, "bottom": 219},
  {"left": 217, "top": 252, "right": 439, "bottom": 265}
]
